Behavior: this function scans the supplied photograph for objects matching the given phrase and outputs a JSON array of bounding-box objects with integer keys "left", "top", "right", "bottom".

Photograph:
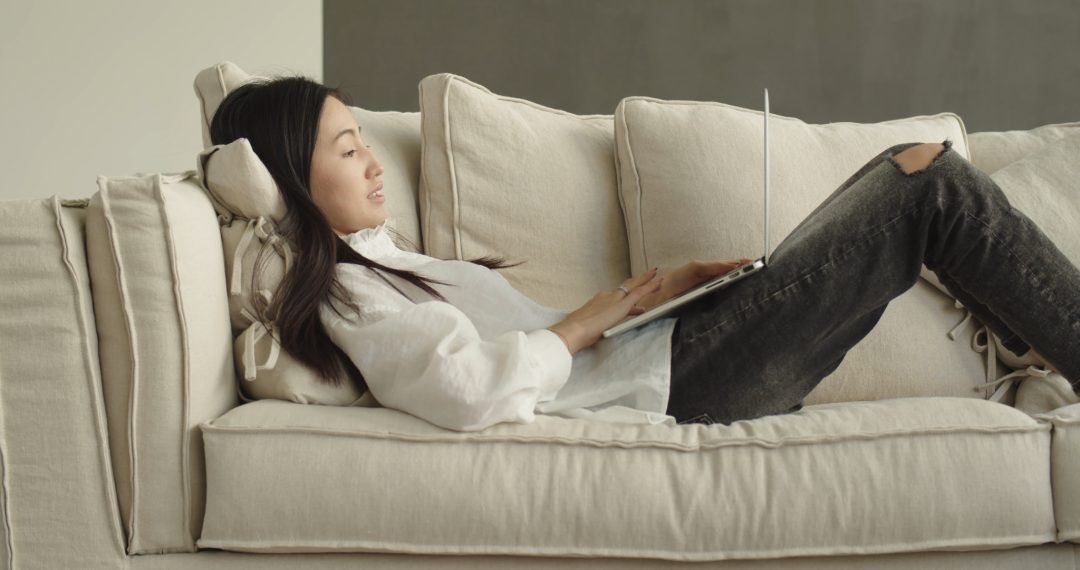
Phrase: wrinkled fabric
[{"left": 319, "top": 222, "right": 678, "bottom": 431}]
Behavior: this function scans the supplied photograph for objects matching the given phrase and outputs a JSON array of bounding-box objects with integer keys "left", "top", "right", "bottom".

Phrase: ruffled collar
[{"left": 341, "top": 219, "right": 398, "bottom": 258}]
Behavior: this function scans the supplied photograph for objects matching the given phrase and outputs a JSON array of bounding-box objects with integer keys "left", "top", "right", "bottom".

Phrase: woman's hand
[
  {"left": 631, "top": 258, "right": 753, "bottom": 314},
  {"left": 547, "top": 268, "right": 664, "bottom": 355}
]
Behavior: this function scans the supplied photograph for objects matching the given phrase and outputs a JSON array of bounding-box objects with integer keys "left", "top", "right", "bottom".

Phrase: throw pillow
[
  {"left": 196, "top": 138, "right": 379, "bottom": 407},
  {"left": 967, "top": 120, "right": 1080, "bottom": 175},
  {"left": 418, "top": 72, "right": 627, "bottom": 311},
  {"left": 612, "top": 95, "right": 1002, "bottom": 405}
]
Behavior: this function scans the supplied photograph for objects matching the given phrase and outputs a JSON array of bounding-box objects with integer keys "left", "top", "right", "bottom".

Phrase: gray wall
[{"left": 325, "top": 0, "right": 1079, "bottom": 133}]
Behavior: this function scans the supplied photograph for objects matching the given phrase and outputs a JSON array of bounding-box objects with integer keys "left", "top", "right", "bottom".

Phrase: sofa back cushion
[
  {"left": 193, "top": 61, "right": 425, "bottom": 253},
  {"left": 613, "top": 96, "right": 993, "bottom": 404},
  {"left": 85, "top": 172, "right": 237, "bottom": 553},
  {"left": 967, "top": 120, "right": 1080, "bottom": 174},
  {"left": 418, "top": 73, "right": 627, "bottom": 311}
]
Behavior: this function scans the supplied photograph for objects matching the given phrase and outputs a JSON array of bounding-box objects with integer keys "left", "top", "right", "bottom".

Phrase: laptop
[{"left": 602, "top": 88, "right": 772, "bottom": 338}]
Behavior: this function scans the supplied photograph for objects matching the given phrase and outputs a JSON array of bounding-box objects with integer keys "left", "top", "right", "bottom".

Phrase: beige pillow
[
  {"left": 968, "top": 120, "right": 1080, "bottom": 174},
  {"left": 418, "top": 73, "right": 627, "bottom": 311},
  {"left": 193, "top": 61, "right": 424, "bottom": 252},
  {"left": 612, "top": 95, "right": 1000, "bottom": 405},
  {"left": 196, "top": 138, "right": 378, "bottom": 408},
  {"left": 983, "top": 132, "right": 1080, "bottom": 264}
]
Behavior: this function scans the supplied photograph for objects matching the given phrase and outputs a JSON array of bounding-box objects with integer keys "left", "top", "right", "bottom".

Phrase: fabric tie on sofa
[
  {"left": 225, "top": 214, "right": 291, "bottom": 392},
  {"left": 227, "top": 215, "right": 292, "bottom": 300}
]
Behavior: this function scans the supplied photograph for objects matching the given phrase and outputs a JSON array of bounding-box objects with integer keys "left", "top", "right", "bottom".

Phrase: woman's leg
[{"left": 665, "top": 139, "right": 1080, "bottom": 425}]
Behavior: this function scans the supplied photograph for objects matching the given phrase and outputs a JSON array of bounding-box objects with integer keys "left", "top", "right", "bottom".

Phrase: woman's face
[{"left": 310, "top": 96, "right": 387, "bottom": 236}]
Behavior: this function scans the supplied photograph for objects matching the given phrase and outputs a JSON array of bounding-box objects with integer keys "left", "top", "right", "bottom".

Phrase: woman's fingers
[
  {"left": 629, "top": 274, "right": 663, "bottom": 305},
  {"left": 704, "top": 259, "right": 743, "bottom": 277},
  {"left": 619, "top": 267, "right": 658, "bottom": 292},
  {"left": 633, "top": 266, "right": 659, "bottom": 285}
]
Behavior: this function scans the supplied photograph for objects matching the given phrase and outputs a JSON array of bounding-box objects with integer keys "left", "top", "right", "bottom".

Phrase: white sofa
[{"left": 2, "top": 61, "right": 1080, "bottom": 568}]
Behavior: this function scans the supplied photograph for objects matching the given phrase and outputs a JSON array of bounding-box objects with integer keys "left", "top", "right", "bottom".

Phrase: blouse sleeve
[{"left": 320, "top": 299, "right": 573, "bottom": 432}]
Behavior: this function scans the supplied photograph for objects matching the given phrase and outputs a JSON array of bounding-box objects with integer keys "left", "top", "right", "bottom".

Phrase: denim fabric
[{"left": 666, "top": 140, "right": 1080, "bottom": 425}]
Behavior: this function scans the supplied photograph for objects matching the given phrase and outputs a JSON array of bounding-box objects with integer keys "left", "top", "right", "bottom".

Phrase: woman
[{"left": 210, "top": 74, "right": 1078, "bottom": 431}]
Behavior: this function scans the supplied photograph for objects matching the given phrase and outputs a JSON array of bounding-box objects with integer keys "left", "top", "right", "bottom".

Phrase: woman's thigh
[{"left": 665, "top": 141, "right": 944, "bottom": 425}]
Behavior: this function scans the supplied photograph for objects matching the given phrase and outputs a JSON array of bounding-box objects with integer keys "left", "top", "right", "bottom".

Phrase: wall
[
  {"left": 324, "top": 0, "right": 1078, "bottom": 132},
  {"left": 0, "top": 0, "right": 322, "bottom": 201}
]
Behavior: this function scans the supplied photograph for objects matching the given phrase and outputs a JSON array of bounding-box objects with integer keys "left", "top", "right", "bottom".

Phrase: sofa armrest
[{"left": 0, "top": 197, "right": 126, "bottom": 568}]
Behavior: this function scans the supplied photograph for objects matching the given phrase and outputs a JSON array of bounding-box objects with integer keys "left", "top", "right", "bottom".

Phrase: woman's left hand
[{"left": 629, "top": 258, "right": 753, "bottom": 315}]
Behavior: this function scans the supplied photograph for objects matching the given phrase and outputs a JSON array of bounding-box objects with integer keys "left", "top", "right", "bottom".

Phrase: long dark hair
[{"left": 209, "top": 74, "right": 524, "bottom": 394}]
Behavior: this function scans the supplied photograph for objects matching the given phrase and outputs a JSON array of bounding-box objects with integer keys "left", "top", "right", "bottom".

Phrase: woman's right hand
[{"left": 547, "top": 267, "right": 664, "bottom": 355}]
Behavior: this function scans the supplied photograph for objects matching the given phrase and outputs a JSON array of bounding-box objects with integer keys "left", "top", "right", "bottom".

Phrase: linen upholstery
[
  {"left": 418, "top": 73, "right": 627, "bottom": 311},
  {"left": 0, "top": 197, "right": 128, "bottom": 567},
  {"left": 128, "top": 545, "right": 1080, "bottom": 568},
  {"left": 967, "top": 121, "right": 1080, "bottom": 175},
  {"left": 1017, "top": 374, "right": 1080, "bottom": 417},
  {"left": 196, "top": 138, "right": 378, "bottom": 408},
  {"left": 84, "top": 172, "right": 237, "bottom": 553},
  {"left": 197, "top": 397, "right": 1054, "bottom": 560},
  {"left": 1, "top": 196, "right": 1075, "bottom": 570},
  {"left": 612, "top": 96, "right": 994, "bottom": 405},
  {"left": 193, "top": 61, "right": 425, "bottom": 252},
  {"left": 1032, "top": 402, "right": 1080, "bottom": 543}
]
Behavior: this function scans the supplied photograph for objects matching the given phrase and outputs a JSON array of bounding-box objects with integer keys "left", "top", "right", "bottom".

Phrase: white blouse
[{"left": 318, "top": 220, "right": 679, "bottom": 432}]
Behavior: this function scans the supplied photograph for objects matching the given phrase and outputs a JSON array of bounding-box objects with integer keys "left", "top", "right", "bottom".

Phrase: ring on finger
[{"left": 617, "top": 285, "right": 631, "bottom": 295}]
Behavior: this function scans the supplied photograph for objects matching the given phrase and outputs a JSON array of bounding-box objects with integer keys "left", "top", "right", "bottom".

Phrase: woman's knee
[
  {"left": 893, "top": 142, "right": 947, "bottom": 174},
  {"left": 890, "top": 141, "right": 950, "bottom": 175}
]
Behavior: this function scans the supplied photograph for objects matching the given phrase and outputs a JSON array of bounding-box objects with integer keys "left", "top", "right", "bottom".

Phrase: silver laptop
[{"left": 602, "top": 88, "right": 772, "bottom": 338}]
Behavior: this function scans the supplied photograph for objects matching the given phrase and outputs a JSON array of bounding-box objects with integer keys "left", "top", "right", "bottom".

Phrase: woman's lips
[{"left": 367, "top": 183, "right": 385, "bottom": 200}]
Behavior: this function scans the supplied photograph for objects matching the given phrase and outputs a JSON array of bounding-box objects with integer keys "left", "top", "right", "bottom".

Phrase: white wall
[{"left": 0, "top": 0, "right": 322, "bottom": 201}]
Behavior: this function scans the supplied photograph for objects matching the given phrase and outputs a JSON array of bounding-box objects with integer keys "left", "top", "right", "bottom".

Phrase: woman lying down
[{"left": 209, "top": 75, "right": 1077, "bottom": 432}]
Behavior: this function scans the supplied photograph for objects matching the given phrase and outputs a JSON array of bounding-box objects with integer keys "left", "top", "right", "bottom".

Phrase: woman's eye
[{"left": 344, "top": 146, "right": 373, "bottom": 158}]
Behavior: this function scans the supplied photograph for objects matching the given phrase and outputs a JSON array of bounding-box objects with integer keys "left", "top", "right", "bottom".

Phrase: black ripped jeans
[{"left": 665, "top": 139, "right": 1080, "bottom": 425}]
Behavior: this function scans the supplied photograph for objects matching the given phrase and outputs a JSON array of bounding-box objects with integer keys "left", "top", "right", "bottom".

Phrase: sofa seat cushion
[{"left": 197, "top": 397, "right": 1055, "bottom": 561}]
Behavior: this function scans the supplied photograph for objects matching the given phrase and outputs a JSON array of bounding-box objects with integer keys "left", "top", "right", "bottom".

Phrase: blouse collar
[{"left": 341, "top": 219, "right": 398, "bottom": 258}]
